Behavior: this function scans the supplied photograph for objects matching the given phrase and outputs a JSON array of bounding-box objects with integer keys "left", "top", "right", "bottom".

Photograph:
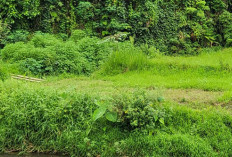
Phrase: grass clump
[{"left": 101, "top": 42, "right": 149, "bottom": 75}]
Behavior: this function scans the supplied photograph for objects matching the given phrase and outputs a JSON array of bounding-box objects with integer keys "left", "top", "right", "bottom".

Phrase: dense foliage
[
  {"left": 0, "top": 31, "right": 156, "bottom": 76},
  {"left": 1, "top": 1, "right": 232, "bottom": 156},
  {"left": 0, "top": 31, "right": 117, "bottom": 75},
  {"left": 0, "top": 0, "right": 232, "bottom": 54}
]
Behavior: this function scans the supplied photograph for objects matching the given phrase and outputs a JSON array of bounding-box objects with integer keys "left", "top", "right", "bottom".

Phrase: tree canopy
[{"left": 0, "top": 0, "right": 232, "bottom": 54}]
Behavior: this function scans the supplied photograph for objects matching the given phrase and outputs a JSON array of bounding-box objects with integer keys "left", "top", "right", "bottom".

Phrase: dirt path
[{"left": 164, "top": 88, "right": 222, "bottom": 104}]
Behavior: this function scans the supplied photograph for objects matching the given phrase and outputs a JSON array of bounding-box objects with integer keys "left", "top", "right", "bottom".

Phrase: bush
[
  {"left": 140, "top": 44, "right": 161, "bottom": 58},
  {"left": 3, "top": 30, "right": 29, "bottom": 44},
  {"left": 118, "top": 91, "right": 166, "bottom": 130},
  {"left": 76, "top": 37, "right": 113, "bottom": 73},
  {"left": 30, "top": 32, "right": 61, "bottom": 48},
  {"left": 91, "top": 90, "right": 165, "bottom": 131},
  {"left": 19, "top": 58, "right": 44, "bottom": 75},
  {"left": 1, "top": 33, "right": 113, "bottom": 75},
  {"left": 70, "top": 29, "right": 87, "bottom": 42}
]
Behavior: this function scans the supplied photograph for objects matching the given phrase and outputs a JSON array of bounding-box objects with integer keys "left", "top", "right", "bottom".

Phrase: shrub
[
  {"left": 30, "top": 32, "right": 61, "bottom": 48},
  {"left": 3, "top": 30, "right": 29, "bottom": 44},
  {"left": 1, "top": 42, "right": 34, "bottom": 61},
  {"left": 1, "top": 33, "right": 113, "bottom": 75},
  {"left": 70, "top": 29, "right": 87, "bottom": 42},
  {"left": 117, "top": 91, "right": 166, "bottom": 130},
  {"left": 92, "top": 90, "right": 165, "bottom": 131},
  {"left": 19, "top": 58, "right": 44, "bottom": 75},
  {"left": 49, "top": 41, "right": 87, "bottom": 74},
  {"left": 77, "top": 37, "right": 112, "bottom": 73},
  {"left": 140, "top": 44, "right": 161, "bottom": 58}
]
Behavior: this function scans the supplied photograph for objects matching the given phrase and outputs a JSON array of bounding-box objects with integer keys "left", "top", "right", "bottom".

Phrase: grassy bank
[
  {"left": 1, "top": 41, "right": 232, "bottom": 156},
  {"left": 0, "top": 81, "right": 232, "bottom": 156}
]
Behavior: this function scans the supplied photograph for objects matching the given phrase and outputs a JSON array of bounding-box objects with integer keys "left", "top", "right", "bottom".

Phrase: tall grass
[{"left": 101, "top": 49, "right": 149, "bottom": 75}]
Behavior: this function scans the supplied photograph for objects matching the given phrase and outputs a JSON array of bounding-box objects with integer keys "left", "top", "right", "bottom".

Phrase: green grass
[
  {"left": 101, "top": 70, "right": 232, "bottom": 91},
  {"left": 100, "top": 47, "right": 149, "bottom": 75},
  {"left": 98, "top": 48, "right": 232, "bottom": 92},
  {"left": 1, "top": 47, "right": 232, "bottom": 156},
  {"left": 0, "top": 81, "right": 232, "bottom": 156},
  {"left": 150, "top": 47, "right": 232, "bottom": 68}
]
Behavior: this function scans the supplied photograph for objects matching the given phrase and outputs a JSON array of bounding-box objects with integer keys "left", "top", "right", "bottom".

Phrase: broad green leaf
[
  {"left": 159, "top": 118, "right": 165, "bottom": 124},
  {"left": 92, "top": 107, "right": 106, "bottom": 121},
  {"left": 102, "top": 31, "right": 109, "bottom": 36},
  {"left": 51, "top": 12, "right": 58, "bottom": 18},
  {"left": 154, "top": 115, "right": 158, "bottom": 121},
  {"left": 105, "top": 112, "right": 117, "bottom": 122},
  {"left": 86, "top": 126, "right": 91, "bottom": 135}
]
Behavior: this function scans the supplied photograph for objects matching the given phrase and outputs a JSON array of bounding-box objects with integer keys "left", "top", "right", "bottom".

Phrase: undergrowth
[{"left": 0, "top": 31, "right": 116, "bottom": 76}]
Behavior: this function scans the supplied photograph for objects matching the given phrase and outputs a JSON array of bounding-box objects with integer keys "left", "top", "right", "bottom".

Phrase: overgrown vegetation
[
  {"left": 1, "top": 0, "right": 232, "bottom": 156},
  {"left": 1, "top": 44, "right": 232, "bottom": 156},
  {"left": 0, "top": 81, "right": 232, "bottom": 156},
  {"left": 0, "top": 31, "right": 155, "bottom": 76},
  {"left": 0, "top": 0, "right": 232, "bottom": 54},
  {"left": 1, "top": 31, "right": 117, "bottom": 76}
]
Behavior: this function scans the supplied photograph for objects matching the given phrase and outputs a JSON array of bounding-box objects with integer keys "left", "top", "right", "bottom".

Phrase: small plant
[
  {"left": 219, "top": 59, "right": 231, "bottom": 72},
  {"left": 140, "top": 44, "right": 161, "bottom": 58},
  {"left": 87, "top": 101, "right": 118, "bottom": 135},
  {"left": 92, "top": 101, "right": 118, "bottom": 123},
  {"left": 121, "top": 92, "right": 166, "bottom": 130}
]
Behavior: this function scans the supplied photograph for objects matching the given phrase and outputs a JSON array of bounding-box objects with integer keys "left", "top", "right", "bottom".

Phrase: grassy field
[
  {"left": 1, "top": 47, "right": 232, "bottom": 156},
  {"left": 100, "top": 48, "right": 232, "bottom": 90}
]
